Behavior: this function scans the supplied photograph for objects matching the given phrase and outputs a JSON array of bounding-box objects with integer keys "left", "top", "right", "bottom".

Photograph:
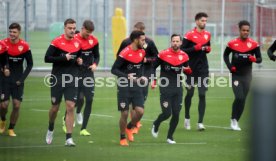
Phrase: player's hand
[
  {"left": 65, "top": 53, "right": 72, "bottom": 61},
  {"left": 183, "top": 67, "right": 192, "bottom": 75},
  {"left": 77, "top": 58, "right": 83, "bottom": 65},
  {"left": 230, "top": 66, "right": 237, "bottom": 73},
  {"left": 151, "top": 79, "right": 157, "bottom": 90},
  {"left": 143, "top": 57, "right": 147, "bottom": 63},
  {"left": 248, "top": 55, "right": 257, "bottom": 62},
  {"left": 128, "top": 73, "right": 137, "bottom": 81},
  {"left": 88, "top": 63, "right": 97, "bottom": 72},
  {"left": 3, "top": 68, "right": 10, "bottom": 77},
  {"left": 203, "top": 46, "right": 211, "bottom": 53},
  {"left": 194, "top": 43, "right": 202, "bottom": 51},
  {"left": 16, "top": 81, "right": 21, "bottom": 86}
]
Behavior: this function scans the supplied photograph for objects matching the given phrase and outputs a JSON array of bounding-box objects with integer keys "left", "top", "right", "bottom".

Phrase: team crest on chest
[
  {"left": 74, "top": 42, "right": 79, "bottom": 48},
  {"left": 0, "top": 45, "right": 2, "bottom": 51},
  {"left": 204, "top": 34, "right": 209, "bottom": 40},
  {"left": 18, "top": 45, "right": 24, "bottom": 52},
  {"left": 139, "top": 52, "right": 143, "bottom": 57},
  {"left": 178, "top": 55, "right": 183, "bottom": 61},
  {"left": 247, "top": 42, "right": 252, "bottom": 48},
  {"left": 89, "top": 40, "right": 93, "bottom": 45}
]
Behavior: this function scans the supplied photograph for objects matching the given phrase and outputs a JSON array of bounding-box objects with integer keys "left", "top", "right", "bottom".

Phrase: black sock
[
  {"left": 1, "top": 116, "right": 6, "bottom": 121},
  {"left": 120, "top": 134, "right": 126, "bottom": 140},
  {"left": 127, "top": 122, "right": 134, "bottom": 129},
  {"left": 66, "top": 133, "right": 72, "bottom": 140},
  {"left": 8, "top": 123, "right": 15, "bottom": 129},
  {"left": 48, "top": 122, "right": 54, "bottom": 131}
]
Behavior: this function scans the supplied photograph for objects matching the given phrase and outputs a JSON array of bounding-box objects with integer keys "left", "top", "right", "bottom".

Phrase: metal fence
[{"left": 0, "top": 0, "right": 275, "bottom": 72}]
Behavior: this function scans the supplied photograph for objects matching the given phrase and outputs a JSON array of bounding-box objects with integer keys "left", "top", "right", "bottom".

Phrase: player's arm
[
  {"left": 253, "top": 46, "right": 262, "bottom": 64},
  {"left": 181, "top": 38, "right": 197, "bottom": 53},
  {"left": 92, "top": 43, "right": 100, "bottom": 65},
  {"left": 111, "top": 56, "right": 128, "bottom": 78},
  {"left": 267, "top": 40, "right": 276, "bottom": 61},
  {"left": 202, "top": 41, "right": 211, "bottom": 53},
  {"left": 116, "top": 40, "right": 128, "bottom": 58},
  {"left": 144, "top": 40, "right": 158, "bottom": 63},
  {"left": 223, "top": 46, "right": 233, "bottom": 71},
  {"left": 19, "top": 50, "right": 33, "bottom": 83},
  {"left": 44, "top": 45, "right": 67, "bottom": 63}
]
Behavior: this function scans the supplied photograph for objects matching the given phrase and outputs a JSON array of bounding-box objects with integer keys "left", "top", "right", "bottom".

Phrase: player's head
[
  {"left": 134, "top": 22, "right": 145, "bottom": 32},
  {"left": 9, "top": 22, "right": 21, "bottom": 42},
  {"left": 130, "top": 30, "right": 145, "bottom": 49},
  {"left": 81, "top": 20, "right": 94, "bottom": 39},
  {"left": 238, "top": 20, "right": 250, "bottom": 40},
  {"left": 64, "top": 18, "right": 76, "bottom": 39},
  {"left": 170, "top": 34, "right": 182, "bottom": 51},
  {"left": 195, "top": 12, "right": 208, "bottom": 30}
]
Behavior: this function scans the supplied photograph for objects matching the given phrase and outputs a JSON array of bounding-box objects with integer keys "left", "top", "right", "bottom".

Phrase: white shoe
[
  {"left": 184, "top": 119, "right": 191, "bottom": 130},
  {"left": 231, "top": 119, "right": 241, "bottom": 131},
  {"left": 46, "top": 130, "right": 54, "bottom": 145},
  {"left": 167, "top": 138, "right": 176, "bottom": 144},
  {"left": 151, "top": 125, "right": 158, "bottom": 138},
  {"left": 197, "top": 123, "right": 205, "bottom": 131},
  {"left": 65, "top": 138, "right": 76, "bottom": 147},
  {"left": 76, "top": 113, "right": 83, "bottom": 125}
]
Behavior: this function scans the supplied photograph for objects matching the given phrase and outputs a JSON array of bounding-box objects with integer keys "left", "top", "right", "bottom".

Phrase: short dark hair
[
  {"left": 171, "top": 33, "right": 181, "bottom": 41},
  {"left": 130, "top": 30, "right": 145, "bottom": 42},
  {"left": 195, "top": 12, "right": 208, "bottom": 21},
  {"left": 134, "top": 22, "right": 145, "bottom": 31},
  {"left": 82, "top": 20, "right": 95, "bottom": 32},
  {"left": 9, "top": 22, "right": 21, "bottom": 31},
  {"left": 64, "top": 18, "right": 76, "bottom": 26},
  {"left": 238, "top": 20, "right": 250, "bottom": 29}
]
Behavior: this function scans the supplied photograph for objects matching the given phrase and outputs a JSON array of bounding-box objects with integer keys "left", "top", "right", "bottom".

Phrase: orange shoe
[
  {"left": 0, "top": 121, "right": 6, "bottom": 134},
  {"left": 132, "top": 127, "right": 139, "bottom": 134},
  {"left": 120, "top": 138, "right": 129, "bottom": 146},
  {"left": 125, "top": 128, "right": 134, "bottom": 142},
  {"left": 136, "top": 121, "right": 142, "bottom": 128},
  {"left": 8, "top": 129, "right": 17, "bottom": 137}
]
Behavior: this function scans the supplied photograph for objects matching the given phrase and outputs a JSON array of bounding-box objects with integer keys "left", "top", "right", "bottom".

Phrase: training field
[{"left": 0, "top": 76, "right": 250, "bottom": 161}]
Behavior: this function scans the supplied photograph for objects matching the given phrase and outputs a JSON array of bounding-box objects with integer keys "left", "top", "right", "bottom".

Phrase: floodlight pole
[{"left": 24, "top": 0, "right": 28, "bottom": 41}]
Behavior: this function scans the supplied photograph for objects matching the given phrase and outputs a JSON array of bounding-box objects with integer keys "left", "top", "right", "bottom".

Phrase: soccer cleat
[
  {"left": 65, "top": 138, "right": 76, "bottom": 147},
  {"left": 0, "top": 121, "right": 6, "bottom": 134},
  {"left": 136, "top": 121, "right": 142, "bottom": 128},
  {"left": 125, "top": 128, "right": 134, "bottom": 142},
  {"left": 132, "top": 127, "right": 139, "bottom": 134},
  {"left": 167, "top": 138, "right": 176, "bottom": 144},
  {"left": 80, "top": 129, "right": 91, "bottom": 136},
  {"left": 76, "top": 113, "right": 83, "bottom": 125},
  {"left": 119, "top": 138, "right": 129, "bottom": 146},
  {"left": 46, "top": 130, "right": 54, "bottom": 144},
  {"left": 184, "top": 118, "right": 191, "bottom": 130},
  {"left": 8, "top": 129, "right": 16, "bottom": 137},
  {"left": 197, "top": 123, "right": 206, "bottom": 131},
  {"left": 62, "top": 125, "right": 67, "bottom": 133},
  {"left": 231, "top": 119, "right": 241, "bottom": 131},
  {"left": 151, "top": 125, "right": 158, "bottom": 138}
]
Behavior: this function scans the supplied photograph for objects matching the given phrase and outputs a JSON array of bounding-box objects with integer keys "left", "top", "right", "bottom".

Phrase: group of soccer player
[{"left": 0, "top": 11, "right": 276, "bottom": 147}]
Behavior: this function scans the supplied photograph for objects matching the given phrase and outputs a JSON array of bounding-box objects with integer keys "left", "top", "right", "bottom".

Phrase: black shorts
[
  {"left": 160, "top": 87, "right": 183, "bottom": 112},
  {"left": 1, "top": 80, "right": 24, "bottom": 102},
  {"left": 185, "top": 73, "right": 209, "bottom": 91},
  {"left": 117, "top": 87, "right": 144, "bottom": 111},
  {"left": 51, "top": 84, "right": 78, "bottom": 105},
  {"left": 142, "top": 83, "right": 149, "bottom": 101}
]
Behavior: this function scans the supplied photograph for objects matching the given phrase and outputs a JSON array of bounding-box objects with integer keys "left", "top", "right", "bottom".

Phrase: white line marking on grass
[
  {"left": 0, "top": 145, "right": 64, "bottom": 149},
  {"left": 133, "top": 142, "right": 207, "bottom": 146},
  {"left": 31, "top": 109, "right": 48, "bottom": 112},
  {"left": 205, "top": 125, "right": 230, "bottom": 129}
]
